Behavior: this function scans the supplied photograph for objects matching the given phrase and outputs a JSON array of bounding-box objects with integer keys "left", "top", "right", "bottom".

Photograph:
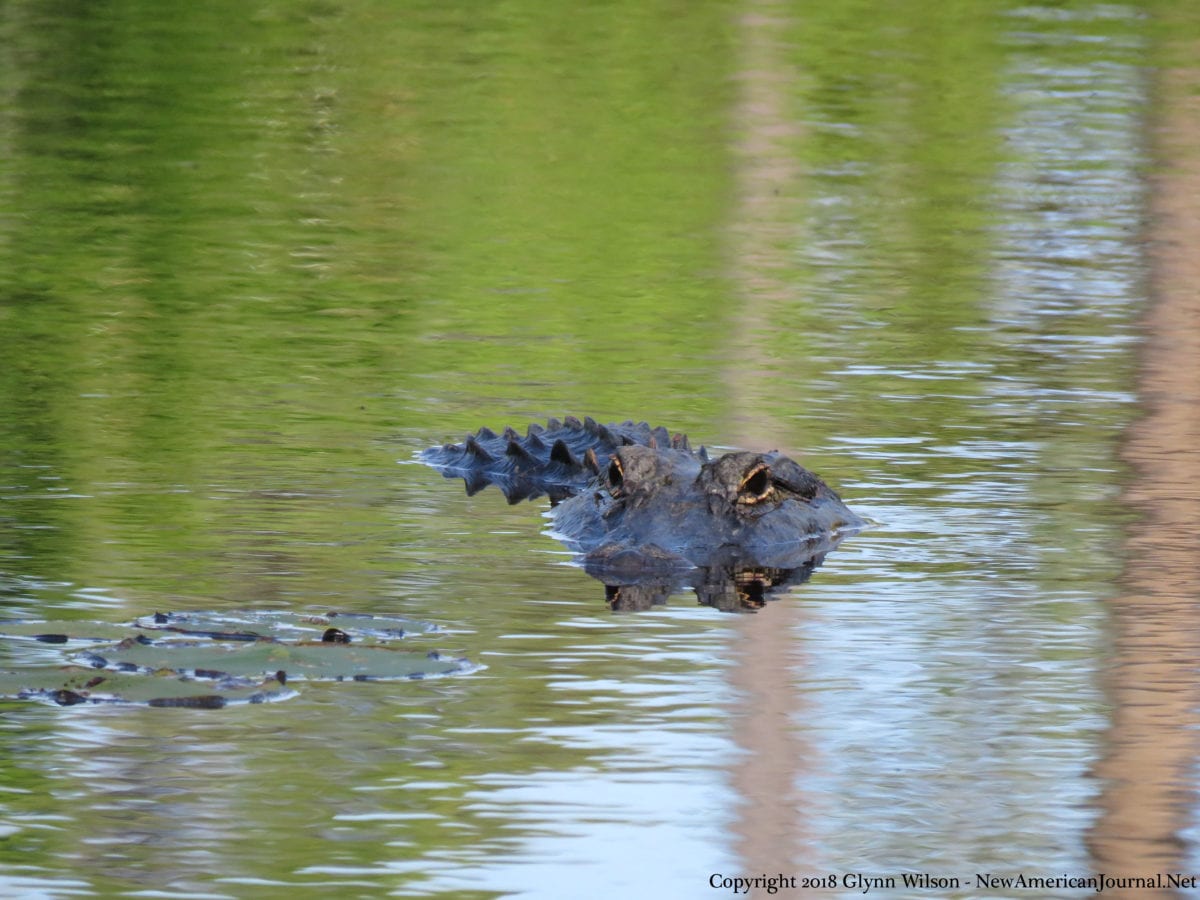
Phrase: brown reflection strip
[
  {"left": 1088, "top": 58, "right": 1200, "bottom": 896},
  {"left": 724, "top": 1, "right": 807, "bottom": 447},
  {"left": 725, "top": 2, "right": 819, "bottom": 896}
]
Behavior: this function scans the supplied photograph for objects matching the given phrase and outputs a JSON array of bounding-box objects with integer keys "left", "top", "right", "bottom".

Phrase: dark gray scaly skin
[
  {"left": 550, "top": 443, "right": 864, "bottom": 568},
  {"left": 417, "top": 415, "right": 696, "bottom": 503},
  {"left": 419, "top": 416, "right": 866, "bottom": 607}
]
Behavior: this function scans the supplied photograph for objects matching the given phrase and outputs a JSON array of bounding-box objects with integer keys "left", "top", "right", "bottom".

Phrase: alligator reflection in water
[
  {"left": 419, "top": 416, "right": 864, "bottom": 610},
  {"left": 594, "top": 557, "right": 834, "bottom": 613}
]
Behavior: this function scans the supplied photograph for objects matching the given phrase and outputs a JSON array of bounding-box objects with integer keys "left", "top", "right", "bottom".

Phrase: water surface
[{"left": 2, "top": 1, "right": 1197, "bottom": 898}]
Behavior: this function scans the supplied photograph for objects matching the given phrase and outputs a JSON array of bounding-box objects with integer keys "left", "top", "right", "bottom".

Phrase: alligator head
[
  {"left": 552, "top": 443, "right": 864, "bottom": 572},
  {"left": 419, "top": 417, "right": 867, "bottom": 609}
]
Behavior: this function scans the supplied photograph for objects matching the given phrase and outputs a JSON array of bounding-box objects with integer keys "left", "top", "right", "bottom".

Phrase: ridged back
[{"left": 418, "top": 415, "right": 700, "bottom": 503}]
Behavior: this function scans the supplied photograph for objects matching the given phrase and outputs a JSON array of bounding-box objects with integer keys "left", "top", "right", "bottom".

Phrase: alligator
[{"left": 419, "top": 416, "right": 866, "bottom": 610}]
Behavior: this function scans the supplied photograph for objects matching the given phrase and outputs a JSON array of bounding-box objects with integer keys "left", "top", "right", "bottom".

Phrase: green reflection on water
[{"left": 0, "top": 0, "right": 742, "bottom": 597}]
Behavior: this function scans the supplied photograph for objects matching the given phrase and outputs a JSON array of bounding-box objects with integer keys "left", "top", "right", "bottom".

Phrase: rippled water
[{"left": 2, "top": 1, "right": 1198, "bottom": 898}]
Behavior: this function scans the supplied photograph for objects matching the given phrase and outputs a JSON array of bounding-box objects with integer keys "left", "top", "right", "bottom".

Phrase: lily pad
[
  {"left": 0, "top": 620, "right": 141, "bottom": 645},
  {"left": 0, "top": 607, "right": 479, "bottom": 708},
  {"left": 0, "top": 667, "right": 294, "bottom": 708},
  {"left": 75, "top": 639, "right": 478, "bottom": 682},
  {"left": 132, "top": 609, "right": 438, "bottom": 643}
]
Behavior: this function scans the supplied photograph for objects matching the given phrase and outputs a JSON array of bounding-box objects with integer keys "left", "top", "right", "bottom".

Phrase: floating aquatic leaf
[
  {"left": 75, "top": 639, "right": 478, "bottom": 682},
  {"left": 0, "top": 620, "right": 140, "bottom": 645},
  {"left": 0, "top": 667, "right": 294, "bottom": 707},
  {"left": 0, "top": 608, "right": 478, "bottom": 708},
  {"left": 132, "top": 609, "right": 437, "bottom": 643}
]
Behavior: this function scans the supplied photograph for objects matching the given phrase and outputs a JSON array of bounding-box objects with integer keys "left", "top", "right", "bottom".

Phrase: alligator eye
[
  {"left": 738, "top": 463, "right": 774, "bottom": 504},
  {"left": 607, "top": 456, "right": 625, "bottom": 497}
]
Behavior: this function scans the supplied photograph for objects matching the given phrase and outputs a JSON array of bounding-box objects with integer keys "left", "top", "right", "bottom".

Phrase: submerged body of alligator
[{"left": 420, "top": 416, "right": 866, "bottom": 610}]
